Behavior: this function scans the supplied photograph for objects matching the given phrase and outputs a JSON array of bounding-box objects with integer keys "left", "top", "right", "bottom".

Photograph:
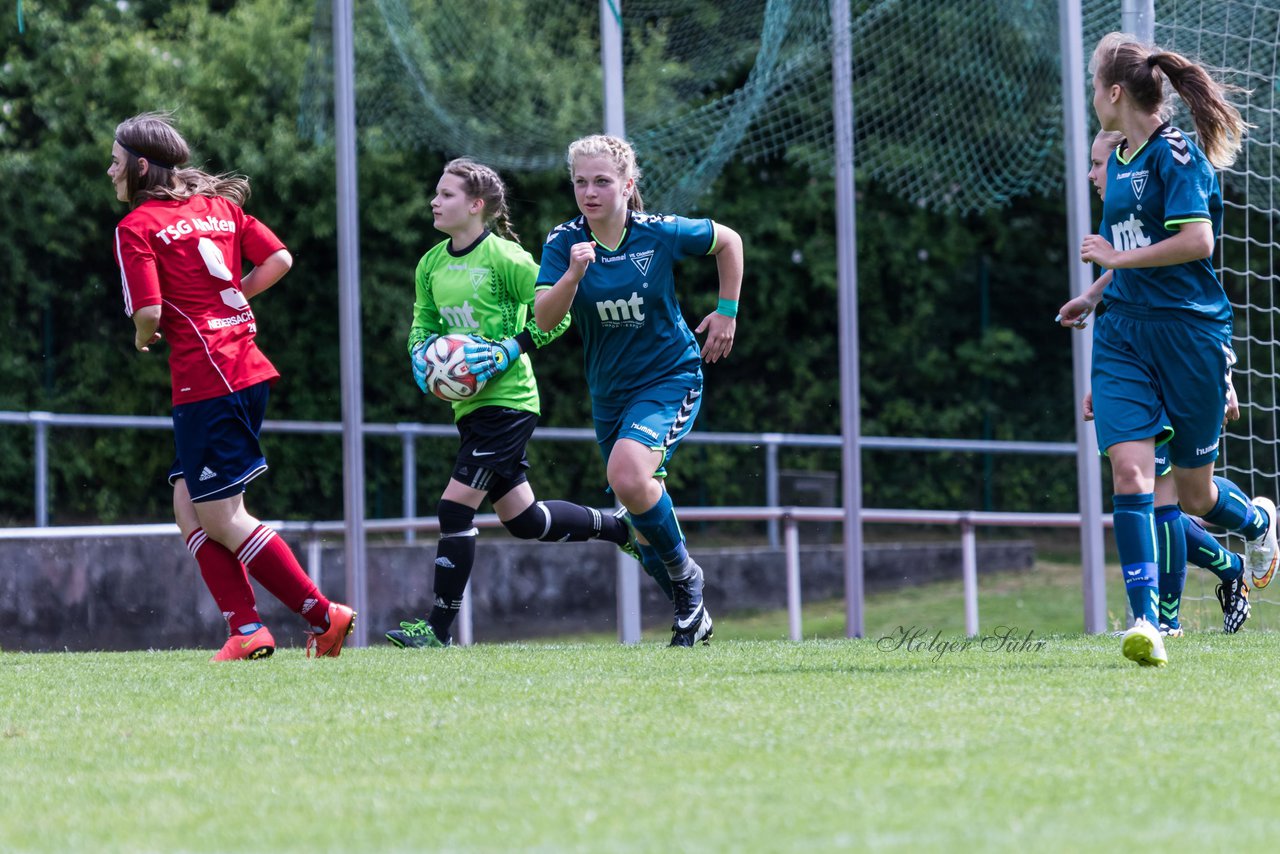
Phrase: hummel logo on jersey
[
  {"left": 629, "top": 250, "right": 655, "bottom": 276},
  {"left": 439, "top": 302, "right": 479, "bottom": 329},
  {"left": 629, "top": 422, "right": 660, "bottom": 441},
  {"left": 1110, "top": 214, "right": 1152, "bottom": 252},
  {"left": 199, "top": 466, "right": 217, "bottom": 482},
  {"left": 596, "top": 292, "right": 646, "bottom": 326}
]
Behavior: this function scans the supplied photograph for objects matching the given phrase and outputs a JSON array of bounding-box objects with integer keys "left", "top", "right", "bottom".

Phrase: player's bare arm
[
  {"left": 695, "top": 224, "right": 743, "bottom": 363},
  {"left": 1081, "top": 221, "right": 1214, "bottom": 269},
  {"left": 534, "top": 241, "right": 595, "bottom": 332},
  {"left": 1057, "top": 269, "right": 1111, "bottom": 328},
  {"left": 132, "top": 304, "right": 162, "bottom": 352},
  {"left": 241, "top": 249, "right": 293, "bottom": 299}
]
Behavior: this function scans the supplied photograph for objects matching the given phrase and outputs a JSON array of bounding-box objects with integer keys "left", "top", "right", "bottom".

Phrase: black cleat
[
  {"left": 1216, "top": 575, "right": 1251, "bottom": 634},
  {"left": 668, "top": 561, "right": 713, "bottom": 646}
]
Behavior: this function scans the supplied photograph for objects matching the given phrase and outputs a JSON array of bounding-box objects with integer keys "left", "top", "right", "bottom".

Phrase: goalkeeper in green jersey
[{"left": 385, "top": 159, "right": 646, "bottom": 649}]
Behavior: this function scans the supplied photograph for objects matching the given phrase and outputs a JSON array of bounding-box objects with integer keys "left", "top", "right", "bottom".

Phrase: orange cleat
[
  {"left": 211, "top": 625, "right": 276, "bottom": 662},
  {"left": 306, "top": 603, "right": 356, "bottom": 658}
]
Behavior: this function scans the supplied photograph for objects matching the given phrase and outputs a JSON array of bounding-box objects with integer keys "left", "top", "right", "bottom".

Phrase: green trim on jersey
[
  {"left": 1116, "top": 137, "right": 1152, "bottom": 166},
  {"left": 407, "top": 231, "right": 569, "bottom": 420},
  {"left": 589, "top": 227, "right": 627, "bottom": 253},
  {"left": 1164, "top": 216, "right": 1212, "bottom": 228}
]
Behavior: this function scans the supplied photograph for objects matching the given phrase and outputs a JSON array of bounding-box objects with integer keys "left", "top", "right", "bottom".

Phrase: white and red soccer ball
[{"left": 423, "top": 334, "right": 486, "bottom": 402}]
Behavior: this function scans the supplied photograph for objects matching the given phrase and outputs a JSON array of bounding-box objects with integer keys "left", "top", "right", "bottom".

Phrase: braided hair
[{"left": 441, "top": 158, "right": 518, "bottom": 242}]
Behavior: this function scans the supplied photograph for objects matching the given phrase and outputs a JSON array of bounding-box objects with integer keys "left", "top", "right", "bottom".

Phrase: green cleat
[
  {"left": 613, "top": 506, "right": 643, "bottom": 562},
  {"left": 1121, "top": 618, "right": 1168, "bottom": 667},
  {"left": 385, "top": 618, "right": 448, "bottom": 649}
]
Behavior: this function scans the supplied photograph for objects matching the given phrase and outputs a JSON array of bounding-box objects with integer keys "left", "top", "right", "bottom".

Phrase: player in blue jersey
[
  {"left": 1066, "top": 129, "right": 1250, "bottom": 637},
  {"left": 534, "top": 135, "right": 744, "bottom": 647},
  {"left": 1057, "top": 33, "right": 1271, "bottom": 666},
  {"left": 384, "top": 158, "right": 644, "bottom": 649}
]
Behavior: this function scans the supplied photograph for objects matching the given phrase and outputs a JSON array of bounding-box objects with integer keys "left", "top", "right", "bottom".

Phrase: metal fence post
[
  {"left": 457, "top": 583, "right": 474, "bottom": 646},
  {"left": 400, "top": 427, "right": 416, "bottom": 543},
  {"left": 784, "top": 512, "right": 802, "bottom": 641},
  {"left": 765, "top": 434, "right": 781, "bottom": 547},
  {"left": 32, "top": 411, "right": 50, "bottom": 527},
  {"left": 617, "top": 545, "right": 642, "bottom": 644},
  {"left": 961, "top": 517, "right": 978, "bottom": 637},
  {"left": 306, "top": 533, "right": 323, "bottom": 588}
]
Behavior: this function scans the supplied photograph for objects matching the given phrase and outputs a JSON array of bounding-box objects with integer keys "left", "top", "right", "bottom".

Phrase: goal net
[{"left": 300, "top": 0, "right": 1067, "bottom": 214}]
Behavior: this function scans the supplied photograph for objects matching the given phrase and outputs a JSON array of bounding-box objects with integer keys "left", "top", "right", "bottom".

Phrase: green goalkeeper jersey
[{"left": 408, "top": 230, "right": 569, "bottom": 419}]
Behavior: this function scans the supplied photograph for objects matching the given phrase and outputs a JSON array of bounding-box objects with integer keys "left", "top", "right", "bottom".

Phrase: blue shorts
[
  {"left": 1154, "top": 446, "right": 1171, "bottom": 478},
  {"left": 1092, "top": 304, "right": 1232, "bottom": 470},
  {"left": 168, "top": 381, "right": 270, "bottom": 502},
  {"left": 594, "top": 373, "right": 703, "bottom": 479}
]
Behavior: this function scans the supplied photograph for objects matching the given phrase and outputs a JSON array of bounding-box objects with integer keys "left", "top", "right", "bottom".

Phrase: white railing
[
  {"left": 0, "top": 506, "right": 1112, "bottom": 645},
  {"left": 0, "top": 410, "right": 1079, "bottom": 544}
]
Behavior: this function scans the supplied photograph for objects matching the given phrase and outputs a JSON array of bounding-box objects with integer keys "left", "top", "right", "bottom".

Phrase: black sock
[
  {"left": 503, "top": 500, "right": 626, "bottom": 544},
  {"left": 430, "top": 499, "right": 477, "bottom": 639},
  {"left": 545, "top": 500, "right": 626, "bottom": 543}
]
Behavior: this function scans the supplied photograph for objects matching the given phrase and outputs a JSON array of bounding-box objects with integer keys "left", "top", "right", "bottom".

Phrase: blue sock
[
  {"left": 1202, "top": 476, "right": 1268, "bottom": 540},
  {"left": 631, "top": 491, "right": 690, "bottom": 576},
  {"left": 1184, "top": 515, "right": 1243, "bottom": 581},
  {"left": 636, "top": 542, "right": 671, "bottom": 584},
  {"left": 1114, "top": 492, "right": 1159, "bottom": 625},
  {"left": 1155, "top": 506, "right": 1186, "bottom": 628},
  {"left": 237, "top": 621, "right": 264, "bottom": 635}
]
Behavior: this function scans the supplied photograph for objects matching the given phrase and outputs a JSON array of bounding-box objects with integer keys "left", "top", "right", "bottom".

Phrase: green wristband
[{"left": 716, "top": 298, "right": 739, "bottom": 319}]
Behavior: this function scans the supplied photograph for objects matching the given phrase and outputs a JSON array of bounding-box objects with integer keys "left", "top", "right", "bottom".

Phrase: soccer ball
[{"left": 423, "top": 334, "right": 486, "bottom": 402}]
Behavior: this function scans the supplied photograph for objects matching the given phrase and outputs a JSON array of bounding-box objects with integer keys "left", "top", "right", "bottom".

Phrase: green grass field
[{"left": 4, "top": 563, "right": 1280, "bottom": 852}]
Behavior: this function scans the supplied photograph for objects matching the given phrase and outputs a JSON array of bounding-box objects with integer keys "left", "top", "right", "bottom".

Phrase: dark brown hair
[
  {"left": 1090, "top": 32, "right": 1246, "bottom": 168},
  {"left": 114, "top": 112, "right": 250, "bottom": 207}
]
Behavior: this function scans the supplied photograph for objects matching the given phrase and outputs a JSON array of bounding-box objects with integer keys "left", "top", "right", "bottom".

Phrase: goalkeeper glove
[
  {"left": 410, "top": 336, "right": 436, "bottom": 394},
  {"left": 464, "top": 336, "right": 521, "bottom": 384}
]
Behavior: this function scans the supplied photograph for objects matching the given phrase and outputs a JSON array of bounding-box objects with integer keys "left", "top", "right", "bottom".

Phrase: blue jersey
[
  {"left": 1100, "top": 123, "right": 1228, "bottom": 322},
  {"left": 537, "top": 211, "right": 716, "bottom": 410}
]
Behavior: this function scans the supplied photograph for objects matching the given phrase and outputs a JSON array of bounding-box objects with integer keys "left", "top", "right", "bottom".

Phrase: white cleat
[
  {"left": 1245, "top": 496, "right": 1278, "bottom": 589},
  {"left": 1121, "top": 618, "right": 1168, "bottom": 668}
]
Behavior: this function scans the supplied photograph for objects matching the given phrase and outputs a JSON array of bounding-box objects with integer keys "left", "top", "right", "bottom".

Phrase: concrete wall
[{"left": 0, "top": 534, "right": 1034, "bottom": 651}]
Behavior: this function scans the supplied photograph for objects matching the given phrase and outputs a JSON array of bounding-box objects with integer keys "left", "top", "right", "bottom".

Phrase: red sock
[
  {"left": 236, "top": 524, "right": 331, "bottom": 629},
  {"left": 186, "top": 528, "right": 261, "bottom": 633}
]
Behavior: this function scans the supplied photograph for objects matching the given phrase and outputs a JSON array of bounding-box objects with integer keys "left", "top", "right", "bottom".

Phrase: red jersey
[{"left": 114, "top": 195, "right": 284, "bottom": 405}]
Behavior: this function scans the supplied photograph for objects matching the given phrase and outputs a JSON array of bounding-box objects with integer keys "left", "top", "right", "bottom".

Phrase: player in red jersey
[{"left": 110, "top": 112, "right": 355, "bottom": 660}]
